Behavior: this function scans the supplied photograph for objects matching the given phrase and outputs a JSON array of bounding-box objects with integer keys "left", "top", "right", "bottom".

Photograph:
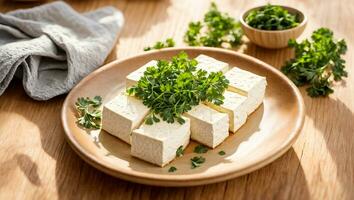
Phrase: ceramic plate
[{"left": 61, "top": 47, "right": 305, "bottom": 186}]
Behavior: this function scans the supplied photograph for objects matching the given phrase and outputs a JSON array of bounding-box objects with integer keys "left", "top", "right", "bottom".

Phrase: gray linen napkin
[{"left": 0, "top": 1, "right": 124, "bottom": 100}]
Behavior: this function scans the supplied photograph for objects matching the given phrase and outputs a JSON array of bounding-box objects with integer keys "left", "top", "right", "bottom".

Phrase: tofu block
[
  {"left": 184, "top": 104, "right": 229, "bottom": 148},
  {"left": 102, "top": 93, "right": 150, "bottom": 144},
  {"left": 225, "top": 67, "right": 267, "bottom": 115},
  {"left": 206, "top": 91, "right": 248, "bottom": 133},
  {"left": 126, "top": 60, "right": 158, "bottom": 88},
  {"left": 131, "top": 117, "right": 190, "bottom": 167},
  {"left": 195, "top": 54, "right": 229, "bottom": 74}
]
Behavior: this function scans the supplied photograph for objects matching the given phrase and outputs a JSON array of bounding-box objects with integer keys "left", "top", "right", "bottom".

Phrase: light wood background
[{"left": 0, "top": 0, "right": 353, "bottom": 199}]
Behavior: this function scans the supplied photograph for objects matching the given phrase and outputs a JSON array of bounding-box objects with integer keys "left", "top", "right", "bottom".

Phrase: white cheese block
[
  {"left": 184, "top": 104, "right": 229, "bottom": 148},
  {"left": 101, "top": 93, "right": 150, "bottom": 144},
  {"left": 126, "top": 60, "right": 158, "bottom": 88},
  {"left": 131, "top": 116, "right": 190, "bottom": 167},
  {"left": 225, "top": 67, "right": 267, "bottom": 115},
  {"left": 195, "top": 54, "right": 229, "bottom": 74},
  {"left": 206, "top": 91, "right": 248, "bottom": 133}
]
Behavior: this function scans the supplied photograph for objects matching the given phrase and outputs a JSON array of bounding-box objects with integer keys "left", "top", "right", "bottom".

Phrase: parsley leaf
[
  {"left": 281, "top": 28, "right": 347, "bottom": 97},
  {"left": 218, "top": 150, "right": 226, "bottom": 156},
  {"left": 194, "top": 144, "right": 208, "bottom": 154},
  {"left": 144, "top": 38, "right": 175, "bottom": 51},
  {"left": 245, "top": 4, "right": 299, "bottom": 30},
  {"left": 176, "top": 145, "right": 184, "bottom": 157},
  {"left": 184, "top": 2, "right": 243, "bottom": 48},
  {"left": 168, "top": 166, "right": 177, "bottom": 172},
  {"left": 191, "top": 156, "right": 206, "bottom": 169},
  {"left": 75, "top": 96, "right": 102, "bottom": 129},
  {"left": 127, "top": 52, "right": 229, "bottom": 124}
]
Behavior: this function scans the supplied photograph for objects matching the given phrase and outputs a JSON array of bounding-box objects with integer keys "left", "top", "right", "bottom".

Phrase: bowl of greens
[{"left": 240, "top": 4, "right": 307, "bottom": 49}]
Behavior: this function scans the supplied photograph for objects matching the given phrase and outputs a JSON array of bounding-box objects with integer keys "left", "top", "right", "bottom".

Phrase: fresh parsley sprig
[
  {"left": 168, "top": 166, "right": 177, "bottom": 172},
  {"left": 245, "top": 4, "right": 299, "bottom": 30},
  {"left": 176, "top": 145, "right": 184, "bottom": 157},
  {"left": 281, "top": 28, "right": 347, "bottom": 97},
  {"left": 144, "top": 38, "right": 175, "bottom": 51},
  {"left": 184, "top": 2, "right": 243, "bottom": 48},
  {"left": 75, "top": 96, "right": 102, "bottom": 129},
  {"left": 194, "top": 144, "right": 208, "bottom": 154},
  {"left": 191, "top": 156, "right": 205, "bottom": 169},
  {"left": 127, "top": 52, "right": 229, "bottom": 125}
]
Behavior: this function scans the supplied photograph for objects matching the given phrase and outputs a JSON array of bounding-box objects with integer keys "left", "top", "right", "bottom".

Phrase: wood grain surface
[{"left": 0, "top": 0, "right": 353, "bottom": 199}]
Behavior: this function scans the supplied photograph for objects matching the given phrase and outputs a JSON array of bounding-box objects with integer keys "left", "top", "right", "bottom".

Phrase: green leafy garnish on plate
[
  {"left": 245, "top": 4, "right": 299, "bottom": 30},
  {"left": 144, "top": 38, "right": 175, "bottom": 51},
  {"left": 218, "top": 150, "right": 226, "bottom": 156},
  {"left": 194, "top": 144, "right": 208, "bottom": 154},
  {"left": 168, "top": 166, "right": 177, "bottom": 172},
  {"left": 191, "top": 156, "right": 206, "bottom": 169},
  {"left": 75, "top": 96, "right": 102, "bottom": 129},
  {"left": 176, "top": 145, "right": 184, "bottom": 157},
  {"left": 281, "top": 28, "right": 347, "bottom": 97},
  {"left": 127, "top": 51, "right": 229, "bottom": 125},
  {"left": 184, "top": 2, "right": 243, "bottom": 48}
]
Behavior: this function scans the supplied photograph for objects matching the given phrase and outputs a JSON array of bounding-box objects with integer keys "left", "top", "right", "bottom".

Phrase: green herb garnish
[
  {"left": 191, "top": 156, "right": 206, "bottom": 169},
  {"left": 176, "top": 145, "right": 184, "bottom": 157},
  {"left": 127, "top": 52, "right": 229, "bottom": 124},
  {"left": 245, "top": 4, "right": 299, "bottom": 30},
  {"left": 168, "top": 166, "right": 177, "bottom": 172},
  {"left": 144, "top": 38, "right": 175, "bottom": 51},
  {"left": 75, "top": 96, "right": 102, "bottom": 129},
  {"left": 281, "top": 28, "right": 347, "bottom": 97},
  {"left": 218, "top": 150, "right": 226, "bottom": 156},
  {"left": 194, "top": 144, "right": 208, "bottom": 154},
  {"left": 184, "top": 2, "right": 243, "bottom": 48}
]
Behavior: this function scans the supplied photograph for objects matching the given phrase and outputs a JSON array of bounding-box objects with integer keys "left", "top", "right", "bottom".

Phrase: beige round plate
[{"left": 61, "top": 47, "right": 305, "bottom": 187}]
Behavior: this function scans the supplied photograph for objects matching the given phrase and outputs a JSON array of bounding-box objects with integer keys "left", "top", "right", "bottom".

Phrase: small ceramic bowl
[{"left": 240, "top": 5, "right": 307, "bottom": 49}]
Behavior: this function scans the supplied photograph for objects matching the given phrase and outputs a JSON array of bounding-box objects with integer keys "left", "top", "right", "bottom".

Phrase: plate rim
[{"left": 61, "top": 47, "right": 305, "bottom": 186}]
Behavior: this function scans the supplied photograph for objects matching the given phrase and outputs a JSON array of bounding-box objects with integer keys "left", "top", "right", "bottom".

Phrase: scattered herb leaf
[
  {"left": 144, "top": 38, "right": 175, "bottom": 51},
  {"left": 191, "top": 156, "right": 206, "bottom": 169},
  {"left": 75, "top": 96, "right": 102, "bottom": 129},
  {"left": 194, "top": 144, "right": 208, "bottom": 154},
  {"left": 245, "top": 4, "right": 299, "bottom": 30},
  {"left": 127, "top": 52, "right": 229, "bottom": 124},
  {"left": 218, "top": 150, "right": 226, "bottom": 156},
  {"left": 176, "top": 145, "right": 184, "bottom": 157},
  {"left": 281, "top": 28, "right": 347, "bottom": 97},
  {"left": 168, "top": 166, "right": 177, "bottom": 172},
  {"left": 184, "top": 2, "right": 243, "bottom": 48}
]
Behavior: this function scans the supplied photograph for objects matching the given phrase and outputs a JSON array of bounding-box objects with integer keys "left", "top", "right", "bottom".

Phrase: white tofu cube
[
  {"left": 225, "top": 67, "right": 267, "bottom": 115},
  {"left": 195, "top": 54, "right": 229, "bottom": 74},
  {"left": 102, "top": 93, "right": 150, "bottom": 144},
  {"left": 131, "top": 117, "right": 191, "bottom": 167},
  {"left": 206, "top": 91, "right": 248, "bottom": 133},
  {"left": 126, "top": 60, "right": 158, "bottom": 88},
  {"left": 184, "top": 104, "right": 229, "bottom": 148}
]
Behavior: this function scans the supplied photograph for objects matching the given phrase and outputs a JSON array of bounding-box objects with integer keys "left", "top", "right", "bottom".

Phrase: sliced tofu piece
[
  {"left": 225, "top": 67, "right": 267, "bottom": 115},
  {"left": 131, "top": 117, "right": 190, "bottom": 167},
  {"left": 102, "top": 93, "right": 150, "bottom": 144},
  {"left": 184, "top": 104, "right": 229, "bottom": 148},
  {"left": 206, "top": 91, "right": 248, "bottom": 133},
  {"left": 126, "top": 60, "right": 158, "bottom": 88},
  {"left": 195, "top": 54, "right": 229, "bottom": 74}
]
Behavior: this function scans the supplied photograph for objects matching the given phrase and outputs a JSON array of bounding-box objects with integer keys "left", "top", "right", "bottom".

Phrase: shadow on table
[
  {"left": 241, "top": 41, "right": 294, "bottom": 69},
  {"left": 305, "top": 96, "right": 354, "bottom": 198},
  {"left": 0, "top": 153, "right": 41, "bottom": 189}
]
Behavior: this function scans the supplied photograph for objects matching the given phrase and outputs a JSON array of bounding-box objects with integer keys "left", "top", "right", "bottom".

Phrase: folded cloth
[{"left": 0, "top": 1, "right": 124, "bottom": 100}]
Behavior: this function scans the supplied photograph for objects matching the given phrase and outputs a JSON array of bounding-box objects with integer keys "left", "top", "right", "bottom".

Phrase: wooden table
[{"left": 0, "top": 0, "right": 353, "bottom": 199}]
